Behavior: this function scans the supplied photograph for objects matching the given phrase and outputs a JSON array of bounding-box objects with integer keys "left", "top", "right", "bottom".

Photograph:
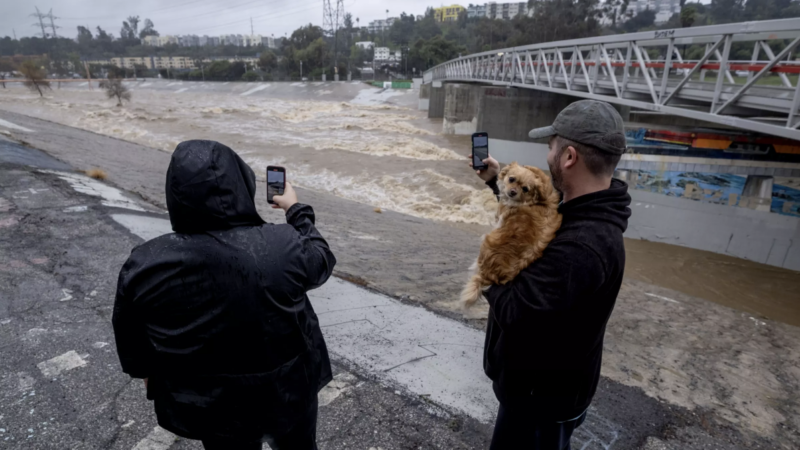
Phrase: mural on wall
[
  {"left": 615, "top": 169, "right": 800, "bottom": 217},
  {"left": 625, "top": 127, "right": 800, "bottom": 162},
  {"left": 620, "top": 126, "right": 800, "bottom": 217}
]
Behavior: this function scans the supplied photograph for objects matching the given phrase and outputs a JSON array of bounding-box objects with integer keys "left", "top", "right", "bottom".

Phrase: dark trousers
[
  {"left": 201, "top": 398, "right": 319, "bottom": 450},
  {"left": 489, "top": 404, "right": 586, "bottom": 450}
]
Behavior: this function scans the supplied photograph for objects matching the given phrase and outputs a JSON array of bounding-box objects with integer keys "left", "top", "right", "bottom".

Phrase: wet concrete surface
[{"left": 0, "top": 111, "right": 799, "bottom": 448}]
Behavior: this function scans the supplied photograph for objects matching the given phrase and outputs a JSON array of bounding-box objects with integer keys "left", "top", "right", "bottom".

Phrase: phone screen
[
  {"left": 267, "top": 169, "right": 285, "bottom": 202},
  {"left": 473, "top": 135, "right": 489, "bottom": 169}
]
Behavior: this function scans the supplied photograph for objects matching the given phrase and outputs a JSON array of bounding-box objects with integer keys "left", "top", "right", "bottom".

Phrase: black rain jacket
[
  {"left": 112, "top": 140, "right": 335, "bottom": 441},
  {"left": 483, "top": 178, "right": 631, "bottom": 422}
]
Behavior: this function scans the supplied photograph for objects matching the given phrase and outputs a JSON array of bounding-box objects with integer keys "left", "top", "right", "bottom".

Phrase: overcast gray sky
[{"left": 2, "top": 0, "right": 436, "bottom": 40}]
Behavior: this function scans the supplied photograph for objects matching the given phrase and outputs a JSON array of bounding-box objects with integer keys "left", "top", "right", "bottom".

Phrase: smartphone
[
  {"left": 267, "top": 166, "right": 286, "bottom": 204},
  {"left": 472, "top": 132, "right": 489, "bottom": 171}
]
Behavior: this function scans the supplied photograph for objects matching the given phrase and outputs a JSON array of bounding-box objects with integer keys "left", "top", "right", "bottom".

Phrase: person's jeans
[
  {"left": 201, "top": 398, "right": 319, "bottom": 450},
  {"left": 489, "top": 404, "right": 587, "bottom": 450}
]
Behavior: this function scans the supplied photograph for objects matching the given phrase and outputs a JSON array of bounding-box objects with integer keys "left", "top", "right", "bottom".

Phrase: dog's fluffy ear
[
  {"left": 499, "top": 162, "right": 518, "bottom": 179},
  {"left": 524, "top": 165, "right": 555, "bottom": 199}
]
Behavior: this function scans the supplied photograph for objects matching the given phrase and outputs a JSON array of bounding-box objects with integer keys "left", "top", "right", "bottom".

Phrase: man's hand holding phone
[
  {"left": 271, "top": 182, "right": 298, "bottom": 212},
  {"left": 469, "top": 154, "right": 500, "bottom": 182}
]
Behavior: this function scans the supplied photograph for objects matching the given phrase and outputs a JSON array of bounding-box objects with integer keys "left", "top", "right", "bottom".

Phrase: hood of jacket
[
  {"left": 559, "top": 178, "right": 631, "bottom": 233},
  {"left": 166, "top": 140, "right": 265, "bottom": 233}
]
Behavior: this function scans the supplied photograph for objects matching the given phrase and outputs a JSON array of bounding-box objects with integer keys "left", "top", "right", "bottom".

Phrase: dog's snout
[{"left": 508, "top": 190, "right": 518, "bottom": 198}]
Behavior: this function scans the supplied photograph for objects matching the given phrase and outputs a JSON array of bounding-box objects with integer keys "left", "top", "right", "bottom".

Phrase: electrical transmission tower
[
  {"left": 322, "top": 0, "right": 345, "bottom": 77},
  {"left": 30, "top": 7, "right": 59, "bottom": 39}
]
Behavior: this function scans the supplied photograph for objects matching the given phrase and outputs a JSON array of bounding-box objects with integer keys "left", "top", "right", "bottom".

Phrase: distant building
[
  {"left": 368, "top": 18, "right": 396, "bottom": 34},
  {"left": 142, "top": 35, "right": 178, "bottom": 46},
  {"left": 627, "top": 0, "right": 681, "bottom": 24},
  {"left": 243, "top": 34, "right": 262, "bottom": 47},
  {"left": 261, "top": 36, "right": 277, "bottom": 49},
  {"left": 434, "top": 5, "right": 466, "bottom": 22},
  {"left": 374, "top": 47, "right": 402, "bottom": 62},
  {"left": 355, "top": 41, "right": 375, "bottom": 49},
  {"left": 467, "top": 2, "right": 529, "bottom": 20},
  {"left": 142, "top": 32, "right": 275, "bottom": 48}
]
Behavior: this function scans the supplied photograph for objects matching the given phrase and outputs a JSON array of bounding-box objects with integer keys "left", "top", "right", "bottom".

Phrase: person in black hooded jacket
[
  {"left": 112, "top": 140, "right": 335, "bottom": 450},
  {"left": 470, "top": 101, "right": 632, "bottom": 450}
]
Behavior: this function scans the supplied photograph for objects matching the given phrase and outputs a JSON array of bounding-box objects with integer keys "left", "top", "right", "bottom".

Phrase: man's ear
[{"left": 563, "top": 146, "right": 579, "bottom": 169}]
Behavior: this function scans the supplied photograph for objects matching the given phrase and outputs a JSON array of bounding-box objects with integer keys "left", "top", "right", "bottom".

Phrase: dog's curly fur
[{"left": 461, "top": 163, "right": 562, "bottom": 308}]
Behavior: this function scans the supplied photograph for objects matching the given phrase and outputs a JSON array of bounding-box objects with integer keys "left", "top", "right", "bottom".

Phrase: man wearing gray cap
[{"left": 471, "top": 100, "right": 632, "bottom": 449}]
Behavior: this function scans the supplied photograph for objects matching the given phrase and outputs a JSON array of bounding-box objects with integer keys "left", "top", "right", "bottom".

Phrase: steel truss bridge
[{"left": 423, "top": 19, "right": 800, "bottom": 141}]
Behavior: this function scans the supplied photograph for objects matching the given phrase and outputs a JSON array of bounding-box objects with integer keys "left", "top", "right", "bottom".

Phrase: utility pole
[
  {"left": 47, "top": 9, "right": 60, "bottom": 38},
  {"left": 12, "top": 29, "right": 17, "bottom": 40},
  {"left": 323, "top": 0, "right": 345, "bottom": 79},
  {"left": 31, "top": 6, "right": 49, "bottom": 39},
  {"left": 250, "top": 17, "right": 254, "bottom": 36}
]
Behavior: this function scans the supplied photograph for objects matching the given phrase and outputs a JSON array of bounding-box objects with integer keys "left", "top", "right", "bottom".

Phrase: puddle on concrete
[{"left": 625, "top": 238, "right": 800, "bottom": 327}]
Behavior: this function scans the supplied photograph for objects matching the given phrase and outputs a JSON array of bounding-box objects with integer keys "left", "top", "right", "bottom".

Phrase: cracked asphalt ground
[{"left": 0, "top": 110, "right": 798, "bottom": 449}]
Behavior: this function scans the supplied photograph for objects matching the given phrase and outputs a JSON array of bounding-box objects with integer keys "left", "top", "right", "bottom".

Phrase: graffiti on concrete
[{"left": 615, "top": 169, "right": 800, "bottom": 217}]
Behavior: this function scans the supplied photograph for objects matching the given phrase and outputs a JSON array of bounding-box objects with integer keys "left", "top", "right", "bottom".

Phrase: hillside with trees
[{"left": 2, "top": 0, "right": 800, "bottom": 80}]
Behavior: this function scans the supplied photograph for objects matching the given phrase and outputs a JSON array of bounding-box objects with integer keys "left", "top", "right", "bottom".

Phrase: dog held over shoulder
[{"left": 461, "top": 162, "right": 562, "bottom": 308}]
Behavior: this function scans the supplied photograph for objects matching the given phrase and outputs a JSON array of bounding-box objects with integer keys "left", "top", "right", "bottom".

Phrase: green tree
[
  {"left": 100, "top": 78, "right": 131, "bottom": 106},
  {"left": 681, "top": 5, "right": 697, "bottom": 27},
  {"left": 19, "top": 60, "right": 51, "bottom": 97},
  {"left": 258, "top": 51, "right": 278, "bottom": 73},
  {"left": 120, "top": 16, "right": 139, "bottom": 40},
  {"left": 139, "top": 19, "right": 159, "bottom": 38}
]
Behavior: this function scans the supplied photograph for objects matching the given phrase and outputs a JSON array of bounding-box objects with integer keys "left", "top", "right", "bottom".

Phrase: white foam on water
[
  {"left": 351, "top": 88, "right": 406, "bottom": 106},
  {"left": 174, "top": 88, "right": 189, "bottom": 93},
  {"left": 290, "top": 82, "right": 305, "bottom": 87},
  {"left": 141, "top": 82, "right": 152, "bottom": 87},
  {"left": 240, "top": 84, "right": 271, "bottom": 96}
]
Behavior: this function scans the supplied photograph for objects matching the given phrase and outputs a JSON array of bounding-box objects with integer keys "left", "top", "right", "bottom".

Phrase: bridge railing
[{"left": 424, "top": 18, "right": 800, "bottom": 141}]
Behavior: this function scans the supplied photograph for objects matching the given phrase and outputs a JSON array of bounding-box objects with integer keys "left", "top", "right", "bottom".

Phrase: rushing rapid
[{"left": 0, "top": 79, "right": 498, "bottom": 225}]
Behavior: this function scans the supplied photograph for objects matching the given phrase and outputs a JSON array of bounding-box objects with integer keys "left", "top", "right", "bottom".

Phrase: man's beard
[{"left": 549, "top": 161, "right": 564, "bottom": 193}]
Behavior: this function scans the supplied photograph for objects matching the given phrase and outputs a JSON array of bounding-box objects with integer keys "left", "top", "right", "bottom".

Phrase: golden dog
[{"left": 461, "top": 163, "right": 562, "bottom": 308}]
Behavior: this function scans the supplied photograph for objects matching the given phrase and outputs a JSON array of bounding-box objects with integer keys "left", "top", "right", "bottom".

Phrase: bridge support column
[
  {"left": 443, "top": 83, "right": 482, "bottom": 135},
  {"left": 418, "top": 83, "right": 430, "bottom": 111},
  {"left": 476, "top": 87, "right": 580, "bottom": 141},
  {"left": 428, "top": 82, "right": 445, "bottom": 119}
]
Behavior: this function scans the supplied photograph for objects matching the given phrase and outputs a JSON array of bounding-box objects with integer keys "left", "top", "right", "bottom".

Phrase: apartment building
[
  {"left": 367, "top": 18, "right": 396, "bottom": 34},
  {"left": 374, "top": 47, "right": 402, "bottom": 62},
  {"left": 434, "top": 5, "right": 466, "bottom": 22},
  {"left": 467, "top": 2, "right": 529, "bottom": 20}
]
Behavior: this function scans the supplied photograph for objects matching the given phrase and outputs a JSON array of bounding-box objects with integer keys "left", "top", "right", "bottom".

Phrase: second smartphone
[
  {"left": 267, "top": 166, "right": 286, "bottom": 204},
  {"left": 472, "top": 132, "right": 489, "bottom": 171}
]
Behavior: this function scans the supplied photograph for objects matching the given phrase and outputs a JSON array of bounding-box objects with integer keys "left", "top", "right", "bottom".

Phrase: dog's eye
[
  {"left": 522, "top": 187, "right": 529, "bottom": 193},
  {"left": 508, "top": 177, "right": 516, "bottom": 183}
]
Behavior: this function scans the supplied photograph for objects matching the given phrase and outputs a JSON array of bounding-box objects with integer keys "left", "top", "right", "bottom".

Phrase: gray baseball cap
[{"left": 528, "top": 100, "right": 627, "bottom": 155}]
